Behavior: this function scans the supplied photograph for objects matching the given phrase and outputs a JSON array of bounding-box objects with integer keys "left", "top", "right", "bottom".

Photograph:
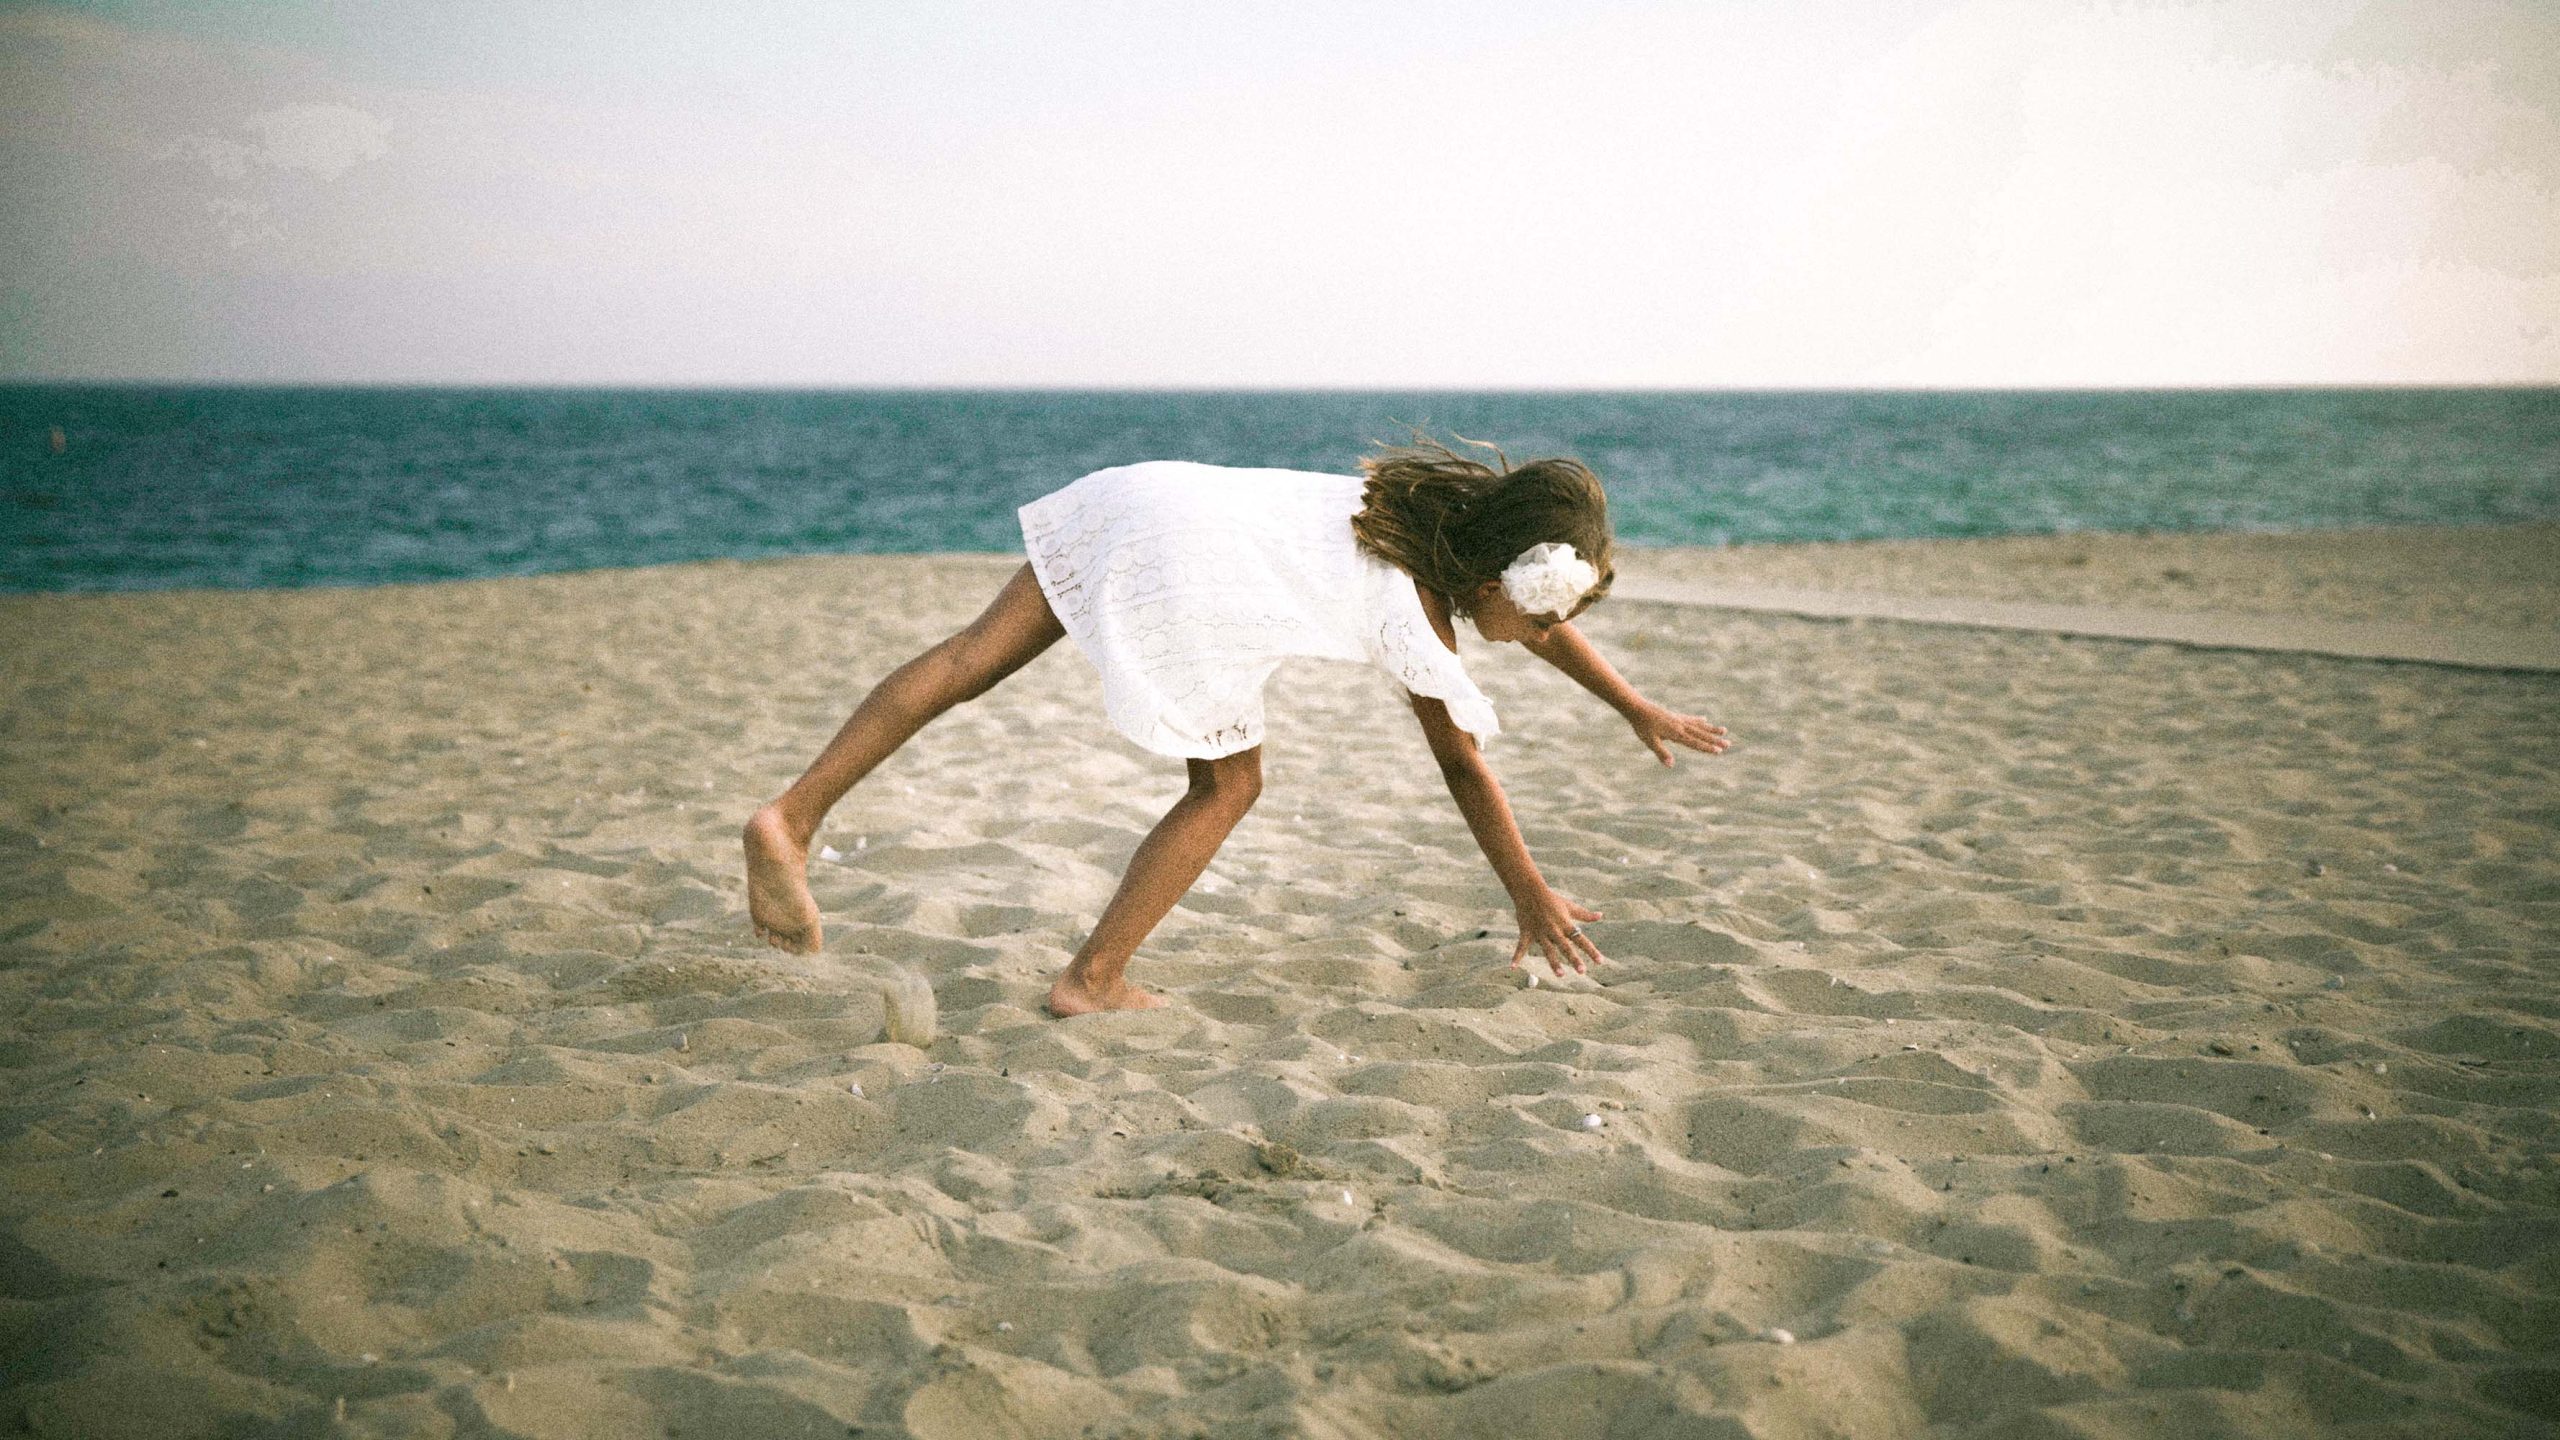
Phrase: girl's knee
[
  {"left": 1188, "top": 752, "right": 1262, "bottom": 813},
  {"left": 918, "top": 627, "right": 1006, "bottom": 706}
]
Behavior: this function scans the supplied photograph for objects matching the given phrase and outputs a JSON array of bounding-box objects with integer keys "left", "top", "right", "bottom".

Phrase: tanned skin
[{"left": 745, "top": 565, "right": 1729, "bottom": 1011}]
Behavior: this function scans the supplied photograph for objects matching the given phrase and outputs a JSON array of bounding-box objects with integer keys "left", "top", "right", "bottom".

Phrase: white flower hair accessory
[{"left": 1500, "top": 542, "right": 1598, "bottom": 617}]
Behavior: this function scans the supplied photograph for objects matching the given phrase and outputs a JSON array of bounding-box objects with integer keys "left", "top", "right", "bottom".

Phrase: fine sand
[{"left": 3, "top": 526, "right": 2556, "bottom": 1438}]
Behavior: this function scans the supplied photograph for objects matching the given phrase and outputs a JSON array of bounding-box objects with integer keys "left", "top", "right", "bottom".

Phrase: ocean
[{"left": 3, "top": 386, "right": 2555, "bottom": 593}]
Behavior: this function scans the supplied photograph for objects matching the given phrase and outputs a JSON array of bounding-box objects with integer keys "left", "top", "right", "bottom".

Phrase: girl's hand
[
  {"left": 1512, "top": 887, "right": 1604, "bottom": 977},
  {"left": 1629, "top": 702, "right": 1730, "bottom": 766}
]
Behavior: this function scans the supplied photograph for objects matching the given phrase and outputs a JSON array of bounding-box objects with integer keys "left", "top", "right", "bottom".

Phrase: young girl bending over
[{"left": 743, "top": 437, "right": 1730, "bottom": 1016}]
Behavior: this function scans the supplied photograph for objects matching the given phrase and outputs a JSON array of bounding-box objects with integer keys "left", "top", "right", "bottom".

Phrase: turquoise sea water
[{"left": 3, "top": 386, "right": 2555, "bottom": 592}]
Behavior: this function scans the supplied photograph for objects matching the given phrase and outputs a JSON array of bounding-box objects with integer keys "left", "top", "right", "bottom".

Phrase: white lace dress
[{"left": 1019, "top": 461, "right": 1500, "bottom": 760}]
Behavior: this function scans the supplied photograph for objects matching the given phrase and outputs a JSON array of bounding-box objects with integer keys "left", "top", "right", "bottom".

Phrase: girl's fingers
[{"left": 1564, "top": 925, "right": 1597, "bottom": 969}]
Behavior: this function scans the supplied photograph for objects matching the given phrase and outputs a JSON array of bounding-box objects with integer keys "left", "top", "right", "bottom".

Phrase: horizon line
[{"left": 6, "top": 379, "right": 2558, "bottom": 395}]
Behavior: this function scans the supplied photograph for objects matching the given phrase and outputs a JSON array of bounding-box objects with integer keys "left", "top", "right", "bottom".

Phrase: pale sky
[{"left": 3, "top": 0, "right": 2554, "bottom": 387}]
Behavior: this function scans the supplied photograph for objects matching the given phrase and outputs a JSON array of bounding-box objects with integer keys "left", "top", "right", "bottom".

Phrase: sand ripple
[{"left": 3, "top": 545, "right": 2557, "bottom": 1437}]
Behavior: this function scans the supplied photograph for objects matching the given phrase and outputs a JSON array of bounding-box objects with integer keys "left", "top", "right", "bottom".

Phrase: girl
[{"left": 743, "top": 437, "right": 1730, "bottom": 1016}]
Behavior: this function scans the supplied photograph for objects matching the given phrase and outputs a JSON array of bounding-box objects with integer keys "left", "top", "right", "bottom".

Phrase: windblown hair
[{"left": 1351, "top": 433, "right": 1614, "bottom": 618}]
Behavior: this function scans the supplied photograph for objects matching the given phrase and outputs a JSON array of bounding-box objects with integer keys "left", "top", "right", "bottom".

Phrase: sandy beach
[{"left": 4, "top": 524, "right": 2557, "bottom": 1438}]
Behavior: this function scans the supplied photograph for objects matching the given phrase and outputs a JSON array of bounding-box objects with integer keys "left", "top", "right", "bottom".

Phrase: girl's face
[{"left": 1467, "top": 583, "right": 1567, "bottom": 644}]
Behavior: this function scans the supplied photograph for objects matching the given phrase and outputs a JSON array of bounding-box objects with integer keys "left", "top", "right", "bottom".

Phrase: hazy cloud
[
  {"left": 218, "top": 103, "right": 391, "bottom": 180},
  {"left": 168, "top": 104, "right": 390, "bottom": 245},
  {"left": 3, "top": 0, "right": 2553, "bottom": 385}
]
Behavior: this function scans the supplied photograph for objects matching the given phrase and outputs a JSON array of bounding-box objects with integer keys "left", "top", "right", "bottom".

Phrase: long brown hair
[{"left": 1350, "top": 433, "right": 1614, "bottom": 616}]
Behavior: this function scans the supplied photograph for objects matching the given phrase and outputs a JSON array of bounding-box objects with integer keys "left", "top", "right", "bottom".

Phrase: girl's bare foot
[
  {"left": 1047, "top": 969, "right": 1167, "bottom": 1017},
  {"left": 743, "top": 804, "right": 822, "bottom": 953}
]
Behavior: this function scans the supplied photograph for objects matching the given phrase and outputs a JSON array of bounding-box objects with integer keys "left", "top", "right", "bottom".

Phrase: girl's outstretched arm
[
  {"left": 1409, "top": 693, "right": 1604, "bottom": 977},
  {"left": 1521, "top": 621, "right": 1731, "bottom": 767}
]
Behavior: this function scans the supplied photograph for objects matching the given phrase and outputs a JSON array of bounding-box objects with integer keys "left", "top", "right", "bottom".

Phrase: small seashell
[
  {"left": 676, "top": 1032, "right": 689, "bottom": 1052},
  {"left": 995, "top": 1320, "right": 1013, "bottom": 1333},
  {"left": 1761, "top": 1327, "right": 1795, "bottom": 1345},
  {"left": 2371, "top": 1063, "right": 2386, "bottom": 1075},
  {"left": 1581, "top": 1113, "right": 1604, "bottom": 1130},
  {"left": 2382, "top": 862, "right": 2397, "bottom": 873},
  {"left": 818, "top": 844, "right": 843, "bottom": 863},
  {"left": 847, "top": 1081, "right": 865, "bottom": 1097},
  {"left": 1340, "top": 1189, "right": 1356, "bottom": 1206},
  {"left": 1526, "top": 972, "right": 1540, "bottom": 988},
  {"left": 856, "top": 836, "right": 867, "bottom": 849}
]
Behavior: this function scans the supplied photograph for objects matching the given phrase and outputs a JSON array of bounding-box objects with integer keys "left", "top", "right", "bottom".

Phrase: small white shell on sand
[
  {"left": 818, "top": 845, "right": 843, "bottom": 863},
  {"left": 1581, "top": 1114, "right": 1604, "bottom": 1130},
  {"left": 1761, "top": 1327, "right": 1796, "bottom": 1345},
  {"left": 855, "top": 836, "right": 867, "bottom": 850},
  {"left": 1526, "top": 972, "right": 1541, "bottom": 988},
  {"left": 1340, "top": 1189, "right": 1356, "bottom": 1206}
]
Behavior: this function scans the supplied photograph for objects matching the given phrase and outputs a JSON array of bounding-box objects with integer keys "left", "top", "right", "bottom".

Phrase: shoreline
[
  {"left": 5, "top": 518, "right": 2555, "bottom": 617},
  {"left": 4, "top": 526, "right": 2556, "bottom": 1436}
]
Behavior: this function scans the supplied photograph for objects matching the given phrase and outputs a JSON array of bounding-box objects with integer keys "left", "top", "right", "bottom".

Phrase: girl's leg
[
  {"left": 1047, "top": 747, "right": 1262, "bottom": 1016},
  {"left": 746, "top": 563, "right": 1065, "bottom": 952}
]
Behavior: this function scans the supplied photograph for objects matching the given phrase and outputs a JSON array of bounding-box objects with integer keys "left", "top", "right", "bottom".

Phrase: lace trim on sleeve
[{"left": 1366, "top": 568, "right": 1500, "bottom": 743}]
